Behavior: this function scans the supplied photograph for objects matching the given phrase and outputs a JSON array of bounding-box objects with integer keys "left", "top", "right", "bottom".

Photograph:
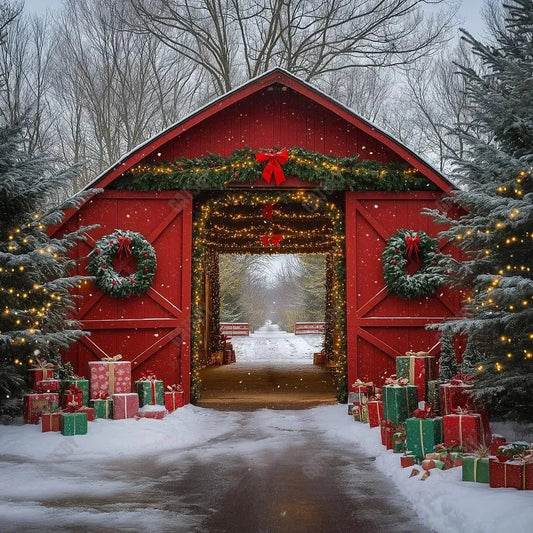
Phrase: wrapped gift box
[
  {"left": 382, "top": 384, "right": 418, "bottom": 425},
  {"left": 421, "top": 459, "right": 445, "bottom": 470},
  {"left": 348, "top": 381, "right": 374, "bottom": 405},
  {"left": 23, "top": 393, "right": 60, "bottom": 424},
  {"left": 165, "top": 390, "right": 184, "bottom": 412},
  {"left": 367, "top": 400, "right": 383, "bottom": 428},
  {"left": 34, "top": 379, "right": 60, "bottom": 393},
  {"left": 381, "top": 421, "right": 395, "bottom": 450},
  {"left": 67, "top": 379, "right": 89, "bottom": 406},
  {"left": 489, "top": 459, "right": 533, "bottom": 490},
  {"left": 462, "top": 457, "right": 490, "bottom": 483},
  {"left": 440, "top": 380, "right": 474, "bottom": 415},
  {"left": 41, "top": 412, "right": 61, "bottom": 432},
  {"left": 393, "top": 427, "right": 406, "bottom": 453},
  {"left": 490, "top": 435, "right": 507, "bottom": 456},
  {"left": 443, "top": 412, "right": 486, "bottom": 452},
  {"left": 60, "top": 412, "right": 88, "bottom": 436},
  {"left": 401, "top": 455, "right": 416, "bottom": 468},
  {"left": 89, "top": 359, "right": 131, "bottom": 399},
  {"left": 352, "top": 403, "right": 369, "bottom": 423},
  {"left": 89, "top": 398, "right": 113, "bottom": 419},
  {"left": 135, "top": 378, "right": 164, "bottom": 406},
  {"left": 29, "top": 358, "right": 56, "bottom": 387},
  {"left": 406, "top": 417, "right": 444, "bottom": 459},
  {"left": 313, "top": 352, "right": 326, "bottom": 365},
  {"left": 112, "top": 393, "right": 139, "bottom": 420},
  {"left": 427, "top": 380, "right": 441, "bottom": 415},
  {"left": 77, "top": 406, "right": 95, "bottom": 422},
  {"left": 136, "top": 405, "right": 166, "bottom": 420},
  {"left": 396, "top": 354, "right": 436, "bottom": 401},
  {"left": 61, "top": 390, "right": 83, "bottom": 411}
]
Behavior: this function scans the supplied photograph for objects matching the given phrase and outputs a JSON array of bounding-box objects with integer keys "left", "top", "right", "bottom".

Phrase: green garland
[
  {"left": 113, "top": 147, "right": 437, "bottom": 192},
  {"left": 88, "top": 230, "right": 156, "bottom": 298},
  {"left": 382, "top": 229, "right": 445, "bottom": 299}
]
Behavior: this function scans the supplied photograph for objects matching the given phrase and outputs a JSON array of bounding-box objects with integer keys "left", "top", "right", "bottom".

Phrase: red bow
[
  {"left": 66, "top": 385, "right": 82, "bottom": 394},
  {"left": 117, "top": 235, "right": 133, "bottom": 259},
  {"left": 405, "top": 233, "right": 421, "bottom": 260},
  {"left": 167, "top": 384, "right": 183, "bottom": 392},
  {"left": 450, "top": 373, "right": 475, "bottom": 385},
  {"left": 255, "top": 149, "right": 288, "bottom": 185},
  {"left": 139, "top": 371, "right": 157, "bottom": 382},
  {"left": 261, "top": 234, "right": 283, "bottom": 247},
  {"left": 262, "top": 203, "right": 274, "bottom": 221},
  {"left": 413, "top": 403, "right": 436, "bottom": 419}
]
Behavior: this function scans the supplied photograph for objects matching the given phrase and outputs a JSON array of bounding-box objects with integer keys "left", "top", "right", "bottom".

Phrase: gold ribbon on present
[
  {"left": 31, "top": 357, "right": 56, "bottom": 370},
  {"left": 101, "top": 354, "right": 122, "bottom": 394}
]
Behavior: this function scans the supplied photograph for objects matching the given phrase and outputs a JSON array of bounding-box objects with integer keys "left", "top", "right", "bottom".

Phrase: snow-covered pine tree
[
  {"left": 426, "top": 0, "right": 533, "bottom": 422},
  {"left": 438, "top": 331, "right": 459, "bottom": 381},
  {"left": 0, "top": 120, "right": 96, "bottom": 416}
]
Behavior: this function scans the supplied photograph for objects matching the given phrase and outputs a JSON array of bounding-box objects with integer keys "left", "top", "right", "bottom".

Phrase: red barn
[{"left": 54, "top": 69, "right": 460, "bottom": 404}]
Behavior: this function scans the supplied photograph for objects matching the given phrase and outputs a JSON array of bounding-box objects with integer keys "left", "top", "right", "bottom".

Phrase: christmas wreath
[
  {"left": 88, "top": 230, "right": 156, "bottom": 298},
  {"left": 382, "top": 229, "right": 444, "bottom": 299}
]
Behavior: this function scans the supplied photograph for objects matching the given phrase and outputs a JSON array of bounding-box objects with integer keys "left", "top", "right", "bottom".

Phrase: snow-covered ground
[
  {"left": 230, "top": 322, "right": 323, "bottom": 364},
  {"left": 1, "top": 325, "right": 532, "bottom": 532}
]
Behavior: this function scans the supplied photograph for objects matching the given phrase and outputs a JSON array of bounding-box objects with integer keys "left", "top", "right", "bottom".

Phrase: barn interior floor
[{"left": 195, "top": 362, "right": 338, "bottom": 411}]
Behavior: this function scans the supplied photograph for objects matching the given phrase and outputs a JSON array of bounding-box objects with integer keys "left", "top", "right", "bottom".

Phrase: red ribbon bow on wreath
[
  {"left": 255, "top": 149, "right": 289, "bottom": 185},
  {"left": 405, "top": 233, "right": 421, "bottom": 260},
  {"left": 117, "top": 234, "right": 133, "bottom": 259}
]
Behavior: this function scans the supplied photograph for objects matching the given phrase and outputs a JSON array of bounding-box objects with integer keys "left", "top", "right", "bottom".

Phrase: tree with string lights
[
  {"left": 426, "top": 0, "right": 533, "bottom": 422},
  {"left": 0, "top": 120, "right": 96, "bottom": 417}
]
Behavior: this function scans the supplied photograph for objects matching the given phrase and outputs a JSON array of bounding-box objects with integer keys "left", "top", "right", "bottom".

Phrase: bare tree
[{"left": 128, "top": 0, "right": 458, "bottom": 97}]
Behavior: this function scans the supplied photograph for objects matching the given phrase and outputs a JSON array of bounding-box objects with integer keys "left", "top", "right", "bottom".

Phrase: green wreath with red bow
[
  {"left": 88, "top": 230, "right": 156, "bottom": 298},
  {"left": 382, "top": 229, "right": 444, "bottom": 299}
]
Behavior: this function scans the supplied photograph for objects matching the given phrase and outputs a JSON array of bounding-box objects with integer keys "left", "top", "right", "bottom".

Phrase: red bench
[
  {"left": 220, "top": 323, "right": 250, "bottom": 336},
  {"left": 294, "top": 322, "right": 325, "bottom": 335}
]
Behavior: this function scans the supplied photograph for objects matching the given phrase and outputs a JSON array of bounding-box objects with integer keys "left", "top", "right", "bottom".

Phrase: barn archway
[{"left": 190, "top": 191, "right": 345, "bottom": 406}]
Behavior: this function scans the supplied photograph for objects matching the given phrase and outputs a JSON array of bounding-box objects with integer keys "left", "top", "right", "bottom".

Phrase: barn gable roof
[{"left": 85, "top": 68, "right": 452, "bottom": 193}]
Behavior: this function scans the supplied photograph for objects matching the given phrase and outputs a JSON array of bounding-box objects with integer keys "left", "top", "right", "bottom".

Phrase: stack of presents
[
  {"left": 23, "top": 356, "right": 185, "bottom": 436},
  {"left": 349, "top": 351, "right": 532, "bottom": 490},
  {"left": 210, "top": 335, "right": 236, "bottom": 365}
]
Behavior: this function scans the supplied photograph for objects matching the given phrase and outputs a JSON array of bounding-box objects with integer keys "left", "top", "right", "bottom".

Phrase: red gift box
[
  {"left": 489, "top": 459, "right": 533, "bottom": 490},
  {"left": 89, "top": 357, "right": 131, "bottom": 398},
  {"left": 380, "top": 420, "right": 394, "bottom": 450},
  {"left": 443, "top": 412, "right": 486, "bottom": 452},
  {"left": 367, "top": 400, "right": 383, "bottom": 428},
  {"left": 41, "top": 412, "right": 61, "bottom": 432},
  {"left": 112, "top": 393, "right": 139, "bottom": 420},
  {"left": 77, "top": 406, "right": 95, "bottom": 422},
  {"left": 29, "top": 357, "right": 56, "bottom": 386},
  {"left": 401, "top": 455, "right": 415, "bottom": 468},
  {"left": 404, "top": 355, "right": 437, "bottom": 401},
  {"left": 491, "top": 435, "right": 507, "bottom": 456},
  {"left": 23, "top": 393, "right": 59, "bottom": 424},
  {"left": 440, "top": 378, "right": 474, "bottom": 415},
  {"left": 136, "top": 406, "right": 166, "bottom": 420},
  {"left": 165, "top": 387, "right": 184, "bottom": 412},
  {"left": 62, "top": 385, "right": 83, "bottom": 411},
  {"left": 34, "top": 379, "right": 60, "bottom": 393}
]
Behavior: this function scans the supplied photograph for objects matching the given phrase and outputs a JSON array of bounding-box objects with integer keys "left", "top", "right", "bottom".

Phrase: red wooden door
[
  {"left": 62, "top": 190, "right": 193, "bottom": 401},
  {"left": 345, "top": 192, "right": 461, "bottom": 390}
]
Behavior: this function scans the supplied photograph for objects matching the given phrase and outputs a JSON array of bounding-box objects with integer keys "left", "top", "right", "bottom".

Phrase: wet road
[{"left": 1, "top": 410, "right": 431, "bottom": 533}]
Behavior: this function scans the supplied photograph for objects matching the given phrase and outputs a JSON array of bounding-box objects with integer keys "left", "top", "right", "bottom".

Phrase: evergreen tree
[
  {"left": 426, "top": 0, "right": 533, "bottom": 422},
  {"left": 0, "top": 120, "right": 96, "bottom": 415},
  {"left": 438, "top": 331, "right": 459, "bottom": 381}
]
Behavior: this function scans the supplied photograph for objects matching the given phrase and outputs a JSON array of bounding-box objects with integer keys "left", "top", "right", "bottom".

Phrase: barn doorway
[{"left": 191, "top": 191, "right": 346, "bottom": 409}]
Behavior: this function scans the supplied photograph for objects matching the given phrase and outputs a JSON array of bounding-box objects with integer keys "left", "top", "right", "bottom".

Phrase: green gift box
[
  {"left": 89, "top": 398, "right": 113, "bottom": 419},
  {"left": 60, "top": 412, "right": 88, "bottom": 436},
  {"left": 67, "top": 379, "right": 89, "bottom": 406},
  {"left": 135, "top": 379, "right": 165, "bottom": 406},
  {"left": 427, "top": 380, "right": 441, "bottom": 414},
  {"left": 462, "top": 456, "right": 490, "bottom": 483},
  {"left": 382, "top": 385, "right": 419, "bottom": 425},
  {"left": 393, "top": 428, "right": 406, "bottom": 453},
  {"left": 406, "top": 417, "right": 444, "bottom": 459}
]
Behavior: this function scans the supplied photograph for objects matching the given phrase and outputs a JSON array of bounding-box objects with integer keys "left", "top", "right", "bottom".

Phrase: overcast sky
[{"left": 24, "top": 0, "right": 487, "bottom": 37}]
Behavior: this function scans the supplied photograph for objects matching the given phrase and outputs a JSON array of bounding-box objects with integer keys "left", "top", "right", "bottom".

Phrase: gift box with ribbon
[
  {"left": 396, "top": 352, "right": 436, "bottom": 401},
  {"left": 41, "top": 404, "right": 61, "bottom": 432},
  {"left": 136, "top": 405, "right": 167, "bottom": 420},
  {"left": 382, "top": 378, "right": 418, "bottom": 425},
  {"left": 380, "top": 420, "right": 395, "bottom": 450},
  {"left": 443, "top": 410, "right": 486, "bottom": 452},
  {"left": 111, "top": 393, "right": 139, "bottom": 420},
  {"left": 349, "top": 380, "right": 374, "bottom": 403},
  {"left": 89, "top": 397, "right": 113, "bottom": 419},
  {"left": 164, "top": 385, "right": 184, "bottom": 412},
  {"left": 393, "top": 425, "right": 407, "bottom": 453},
  {"left": 489, "top": 456, "right": 533, "bottom": 490},
  {"left": 352, "top": 401, "right": 369, "bottom": 423},
  {"left": 61, "top": 385, "right": 83, "bottom": 411},
  {"left": 490, "top": 435, "right": 507, "bottom": 456},
  {"left": 427, "top": 380, "right": 441, "bottom": 415},
  {"left": 29, "top": 357, "right": 56, "bottom": 386},
  {"left": 462, "top": 456, "right": 490, "bottom": 483},
  {"left": 401, "top": 454, "right": 417, "bottom": 468},
  {"left": 135, "top": 372, "right": 164, "bottom": 406},
  {"left": 89, "top": 355, "right": 131, "bottom": 399},
  {"left": 77, "top": 406, "right": 95, "bottom": 422},
  {"left": 406, "top": 409, "right": 443, "bottom": 460},
  {"left": 23, "top": 393, "right": 60, "bottom": 424},
  {"left": 34, "top": 379, "right": 61, "bottom": 393},
  {"left": 421, "top": 459, "right": 446, "bottom": 471},
  {"left": 440, "top": 374, "right": 474, "bottom": 415},
  {"left": 60, "top": 412, "right": 88, "bottom": 436},
  {"left": 67, "top": 377, "right": 89, "bottom": 406},
  {"left": 367, "top": 399, "right": 383, "bottom": 428}
]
